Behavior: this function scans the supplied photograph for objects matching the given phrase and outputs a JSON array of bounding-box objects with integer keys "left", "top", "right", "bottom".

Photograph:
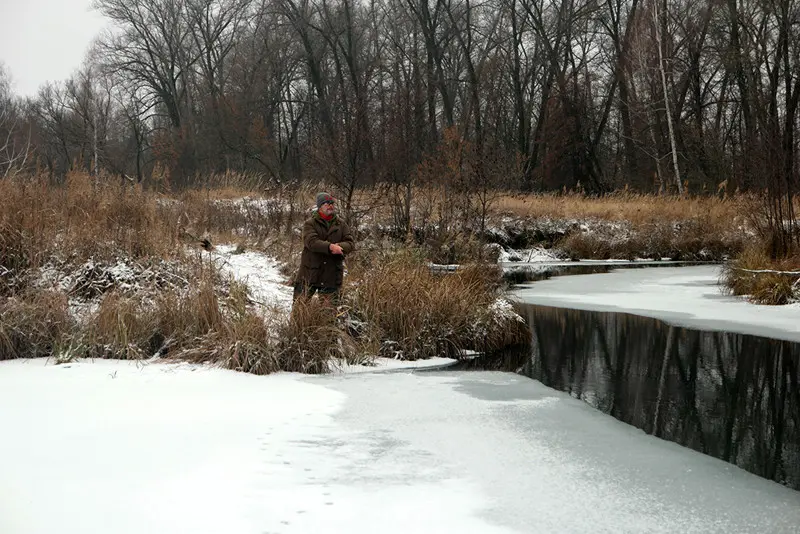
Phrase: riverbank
[
  {"left": 0, "top": 176, "right": 528, "bottom": 368},
  {"left": 512, "top": 264, "right": 800, "bottom": 342}
]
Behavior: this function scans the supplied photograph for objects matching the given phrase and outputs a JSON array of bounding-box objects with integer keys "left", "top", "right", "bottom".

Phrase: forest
[{"left": 1, "top": 0, "right": 798, "bottom": 197}]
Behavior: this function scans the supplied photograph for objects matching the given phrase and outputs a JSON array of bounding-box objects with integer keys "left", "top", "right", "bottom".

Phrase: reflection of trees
[
  {"left": 523, "top": 305, "right": 800, "bottom": 490},
  {"left": 669, "top": 331, "right": 705, "bottom": 451}
]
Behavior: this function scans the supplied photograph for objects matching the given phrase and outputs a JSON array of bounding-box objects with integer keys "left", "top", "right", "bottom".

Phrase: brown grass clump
[
  {"left": 721, "top": 246, "right": 800, "bottom": 305},
  {"left": 83, "top": 292, "right": 160, "bottom": 360},
  {"left": 169, "top": 308, "right": 281, "bottom": 376},
  {"left": 494, "top": 190, "right": 747, "bottom": 225},
  {"left": 346, "top": 250, "right": 529, "bottom": 359},
  {"left": 559, "top": 233, "right": 618, "bottom": 260},
  {"left": 76, "top": 271, "right": 358, "bottom": 374},
  {"left": 0, "top": 173, "right": 177, "bottom": 273},
  {"left": 558, "top": 216, "right": 742, "bottom": 261},
  {"left": 0, "top": 223, "right": 34, "bottom": 295},
  {"left": 0, "top": 291, "right": 73, "bottom": 361},
  {"left": 81, "top": 276, "right": 225, "bottom": 360},
  {"left": 278, "top": 299, "right": 369, "bottom": 373}
]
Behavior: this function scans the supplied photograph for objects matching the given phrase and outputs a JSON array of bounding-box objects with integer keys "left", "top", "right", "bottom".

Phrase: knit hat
[{"left": 316, "top": 192, "right": 335, "bottom": 208}]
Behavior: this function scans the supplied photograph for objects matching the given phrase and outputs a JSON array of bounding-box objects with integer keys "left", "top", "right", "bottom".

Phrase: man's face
[{"left": 320, "top": 201, "right": 335, "bottom": 216}]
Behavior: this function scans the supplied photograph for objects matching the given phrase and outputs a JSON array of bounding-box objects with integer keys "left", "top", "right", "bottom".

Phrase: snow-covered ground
[
  {"left": 1, "top": 358, "right": 798, "bottom": 534},
  {"left": 209, "top": 244, "right": 294, "bottom": 311},
  {"left": 512, "top": 265, "right": 800, "bottom": 342},
  {"left": 497, "top": 246, "right": 563, "bottom": 263}
]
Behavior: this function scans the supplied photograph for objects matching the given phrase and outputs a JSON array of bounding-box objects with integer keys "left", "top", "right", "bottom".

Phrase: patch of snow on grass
[
  {"left": 498, "top": 246, "right": 562, "bottom": 263},
  {"left": 489, "top": 298, "right": 525, "bottom": 323},
  {"left": 209, "top": 245, "right": 293, "bottom": 311}
]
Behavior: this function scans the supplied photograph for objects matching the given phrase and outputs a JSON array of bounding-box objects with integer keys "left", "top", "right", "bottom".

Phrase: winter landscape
[
  {"left": 3, "top": 255, "right": 800, "bottom": 533},
  {"left": 4, "top": 0, "right": 800, "bottom": 531}
]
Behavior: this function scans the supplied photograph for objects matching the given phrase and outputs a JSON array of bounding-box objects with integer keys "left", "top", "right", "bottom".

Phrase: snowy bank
[
  {"left": 1, "top": 359, "right": 798, "bottom": 534},
  {"left": 513, "top": 265, "right": 800, "bottom": 342}
]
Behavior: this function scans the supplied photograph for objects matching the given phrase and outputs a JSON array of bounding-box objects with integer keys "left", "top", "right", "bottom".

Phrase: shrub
[
  {"left": 721, "top": 246, "right": 800, "bottom": 305},
  {"left": 346, "top": 250, "right": 529, "bottom": 359},
  {"left": 559, "top": 218, "right": 742, "bottom": 261},
  {"left": 0, "top": 291, "right": 73, "bottom": 361},
  {"left": 276, "top": 299, "right": 365, "bottom": 373}
]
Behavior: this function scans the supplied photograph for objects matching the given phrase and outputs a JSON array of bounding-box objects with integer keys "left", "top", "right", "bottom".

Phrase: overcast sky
[{"left": 0, "top": 0, "right": 108, "bottom": 97}]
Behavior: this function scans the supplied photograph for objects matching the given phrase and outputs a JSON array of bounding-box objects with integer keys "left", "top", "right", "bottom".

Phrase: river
[{"left": 510, "top": 265, "right": 800, "bottom": 490}]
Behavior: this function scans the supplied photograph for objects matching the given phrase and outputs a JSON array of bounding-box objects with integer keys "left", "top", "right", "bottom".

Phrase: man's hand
[{"left": 329, "top": 243, "right": 344, "bottom": 255}]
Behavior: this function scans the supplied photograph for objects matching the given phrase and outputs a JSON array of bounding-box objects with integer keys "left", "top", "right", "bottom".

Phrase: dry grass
[
  {"left": 0, "top": 290, "right": 73, "bottom": 361},
  {"left": 345, "top": 250, "right": 529, "bottom": 360},
  {"left": 0, "top": 223, "right": 33, "bottom": 295},
  {"left": 494, "top": 191, "right": 748, "bottom": 224},
  {"left": 559, "top": 216, "right": 742, "bottom": 261},
  {"left": 278, "top": 299, "right": 372, "bottom": 372},
  {"left": 0, "top": 173, "right": 178, "bottom": 272},
  {"left": 721, "top": 246, "right": 800, "bottom": 305},
  {"left": 346, "top": 187, "right": 749, "bottom": 264},
  {"left": 72, "top": 274, "right": 338, "bottom": 373},
  {"left": 14, "top": 173, "right": 760, "bottom": 368}
]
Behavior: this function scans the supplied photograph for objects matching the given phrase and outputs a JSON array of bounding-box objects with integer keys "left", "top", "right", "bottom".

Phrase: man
[{"left": 293, "top": 192, "right": 355, "bottom": 304}]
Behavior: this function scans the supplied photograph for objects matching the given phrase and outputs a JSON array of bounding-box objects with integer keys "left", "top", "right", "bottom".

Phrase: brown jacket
[{"left": 295, "top": 213, "right": 355, "bottom": 288}]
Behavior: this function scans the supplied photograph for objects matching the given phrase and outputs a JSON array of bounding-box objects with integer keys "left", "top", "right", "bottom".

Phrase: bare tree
[
  {"left": 0, "top": 0, "right": 777, "bottom": 202},
  {"left": 0, "top": 66, "right": 31, "bottom": 178},
  {"left": 652, "top": 0, "right": 682, "bottom": 193}
]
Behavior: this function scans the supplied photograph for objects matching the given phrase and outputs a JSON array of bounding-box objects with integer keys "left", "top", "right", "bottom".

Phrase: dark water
[{"left": 514, "top": 304, "right": 800, "bottom": 490}]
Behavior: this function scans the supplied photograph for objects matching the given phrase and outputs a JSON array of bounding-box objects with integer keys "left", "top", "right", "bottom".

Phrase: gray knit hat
[{"left": 316, "top": 192, "right": 335, "bottom": 208}]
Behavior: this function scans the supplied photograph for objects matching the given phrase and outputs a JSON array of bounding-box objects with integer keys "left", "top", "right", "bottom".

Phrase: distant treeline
[{"left": 1, "top": 0, "right": 799, "bottom": 198}]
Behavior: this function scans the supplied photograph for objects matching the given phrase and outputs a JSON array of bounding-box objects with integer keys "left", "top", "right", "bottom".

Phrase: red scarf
[{"left": 318, "top": 210, "right": 334, "bottom": 222}]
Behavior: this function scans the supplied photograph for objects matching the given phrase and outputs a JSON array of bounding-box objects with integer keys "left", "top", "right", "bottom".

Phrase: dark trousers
[{"left": 292, "top": 283, "right": 340, "bottom": 305}]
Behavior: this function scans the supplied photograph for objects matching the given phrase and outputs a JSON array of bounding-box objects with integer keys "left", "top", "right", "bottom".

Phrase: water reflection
[{"left": 518, "top": 304, "right": 800, "bottom": 490}]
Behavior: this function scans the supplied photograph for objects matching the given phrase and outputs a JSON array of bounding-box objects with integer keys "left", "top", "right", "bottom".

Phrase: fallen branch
[{"left": 732, "top": 267, "right": 800, "bottom": 276}]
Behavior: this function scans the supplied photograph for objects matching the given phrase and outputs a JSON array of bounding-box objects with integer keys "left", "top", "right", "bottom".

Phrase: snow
[
  {"left": 512, "top": 264, "right": 800, "bottom": 342},
  {"left": 497, "top": 246, "right": 562, "bottom": 263},
  {"left": 489, "top": 297, "right": 526, "bottom": 323},
  {"left": 208, "top": 245, "right": 294, "bottom": 311},
  {"left": 5, "top": 248, "right": 800, "bottom": 532},
  {"left": 2, "top": 359, "right": 799, "bottom": 534},
  {"left": 330, "top": 356, "right": 458, "bottom": 374}
]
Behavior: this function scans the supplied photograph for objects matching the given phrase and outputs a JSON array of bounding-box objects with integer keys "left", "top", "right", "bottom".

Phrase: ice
[
  {"left": 512, "top": 265, "right": 800, "bottom": 342},
  {"left": 0, "top": 360, "right": 512, "bottom": 534},
  {"left": 329, "top": 356, "right": 458, "bottom": 374},
  {"left": 2, "top": 359, "right": 798, "bottom": 534}
]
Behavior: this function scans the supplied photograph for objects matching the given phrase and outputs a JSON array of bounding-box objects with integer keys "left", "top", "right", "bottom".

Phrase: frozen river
[
  {"left": 2, "top": 267, "right": 799, "bottom": 534},
  {"left": 511, "top": 264, "right": 800, "bottom": 342},
  {"left": 2, "top": 356, "right": 799, "bottom": 533}
]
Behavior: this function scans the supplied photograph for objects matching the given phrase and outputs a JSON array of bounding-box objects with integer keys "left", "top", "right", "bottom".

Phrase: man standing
[{"left": 293, "top": 192, "right": 355, "bottom": 304}]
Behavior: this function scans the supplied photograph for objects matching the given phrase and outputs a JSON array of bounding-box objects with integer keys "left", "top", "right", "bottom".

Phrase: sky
[{"left": 0, "top": 0, "right": 107, "bottom": 97}]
